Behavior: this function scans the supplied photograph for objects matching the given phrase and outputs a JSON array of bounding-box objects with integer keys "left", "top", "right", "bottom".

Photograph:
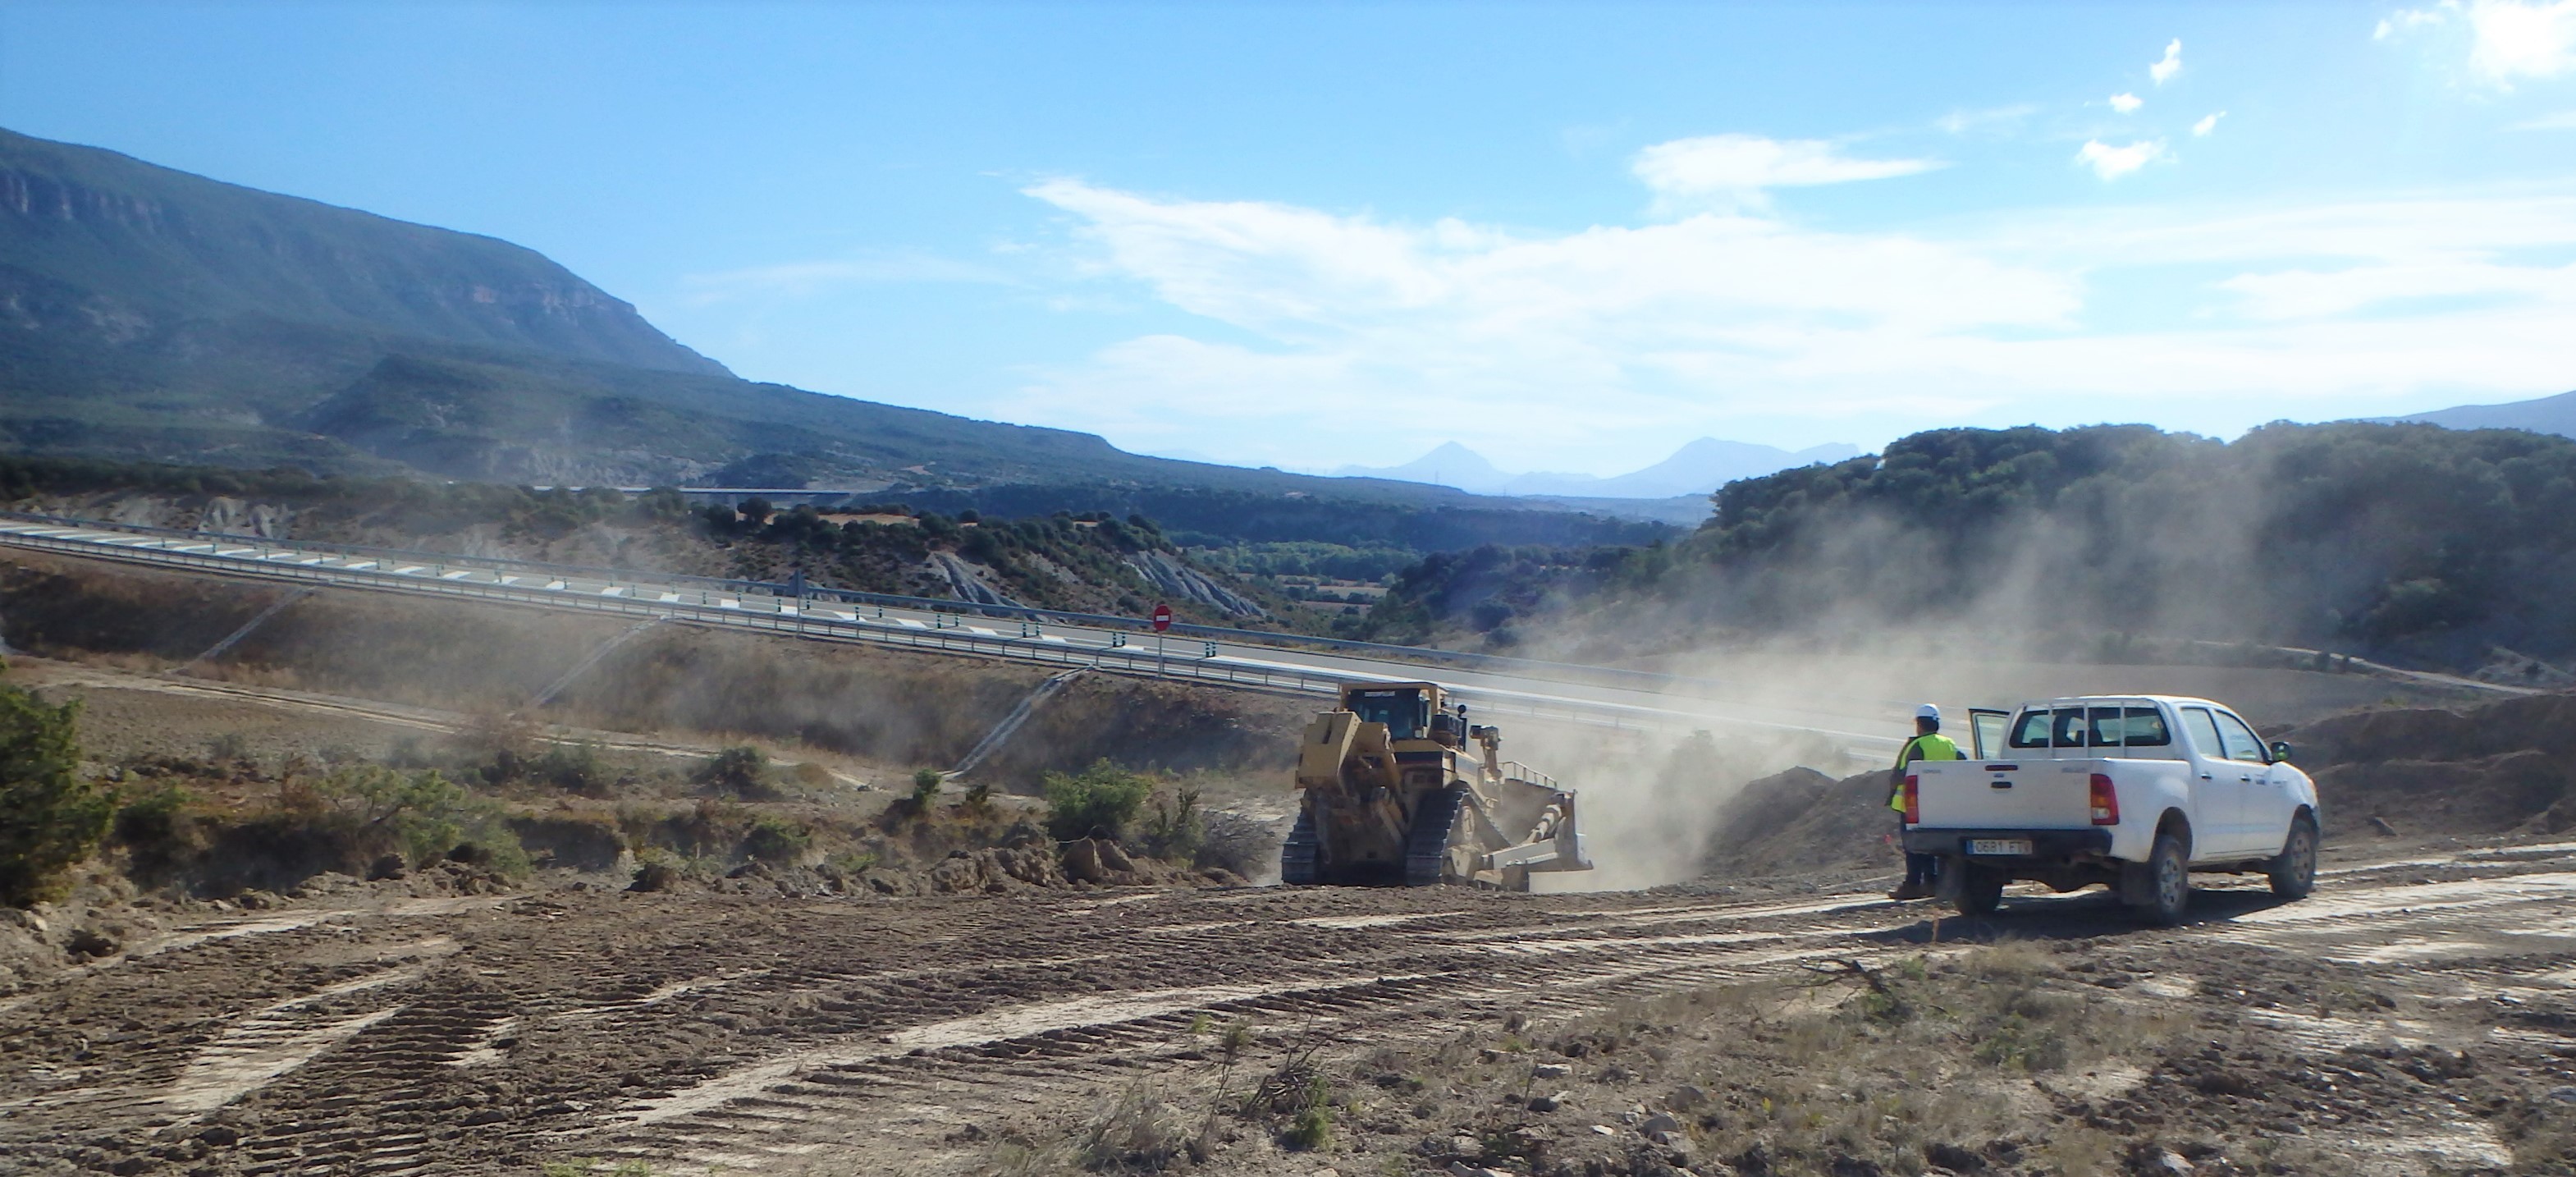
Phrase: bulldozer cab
[{"left": 1343, "top": 684, "right": 1438, "bottom": 740}]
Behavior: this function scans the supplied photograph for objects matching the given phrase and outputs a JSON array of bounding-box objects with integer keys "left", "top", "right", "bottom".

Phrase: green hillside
[{"left": 1365, "top": 421, "right": 2576, "bottom": 671}]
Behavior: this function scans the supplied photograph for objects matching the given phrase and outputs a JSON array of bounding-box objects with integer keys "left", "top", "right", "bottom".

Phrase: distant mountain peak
[
  {"left": 1333, "top": 441, "right": 1508, "bottom": 488},
  {"left": 1333, "top": 435, "right": 1857, "bottom": 499}
]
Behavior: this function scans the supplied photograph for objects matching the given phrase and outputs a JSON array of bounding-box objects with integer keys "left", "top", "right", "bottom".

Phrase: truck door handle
[
  {"left": 2238, "top": 774, "right": 2252, "bottom": 782},
  {"left": 2199, "top": 772, "right": 2212, "bottom": 780}
]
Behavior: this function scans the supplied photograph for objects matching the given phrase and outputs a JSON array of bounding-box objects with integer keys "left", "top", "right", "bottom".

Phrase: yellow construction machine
[{"left": 1280, "top": 681, "right": 1591, "bottom": 890}]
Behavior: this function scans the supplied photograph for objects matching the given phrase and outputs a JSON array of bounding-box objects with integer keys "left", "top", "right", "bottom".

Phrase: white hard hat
[{"left": 1916, "top": 703, "right": 1942, "bottom": 721}]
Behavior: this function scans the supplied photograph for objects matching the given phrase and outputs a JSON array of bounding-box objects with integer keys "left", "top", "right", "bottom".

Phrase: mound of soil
[
  {"left": 2280, "top": 692, "right": 2576, "bottom": 840},
  {"left": 1701, "top": 766, "right": 1898, "bottom": 880}
]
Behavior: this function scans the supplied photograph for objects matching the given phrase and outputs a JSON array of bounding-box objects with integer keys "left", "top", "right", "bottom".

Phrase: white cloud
[
  {"left": 1629, "top": 135, "right": 1942, "bottom": 208},
  {"left": 2377, "top": 3, "right": 2454, "bottom": 39},
  {"left": 2381, "top": 1, "right": 2576, "bottom": 83},
  {"left": 681, "top": 254, "right": 1013, "bottom": 304},
  {"left": 2517, "top": 108, "right": 2576, "bottom": 127},
  {"left": 2110, "top": 93, "right": 2144, "bottom": 113},
  {"left": 2075, "top": 139, "right": 2170, "bottom": 181},
  {"left": 1934, "top": 104, "right": 2038, "bottom": 135},
  {"left": 2218, "top": 259, "right": 2576, "bottom": 319},
  {"left": 1010, "top": 176, "right": 2576, "bottom": 471},
  {"left": 2150, "top": 39, "right": 2185, "bottom": 84},
  {"left": 2193, "top": 111, "right": 2226, "bottom": 136},
  {"left": 2470, "top": 0, "right": 2576, "bottom": 78}
]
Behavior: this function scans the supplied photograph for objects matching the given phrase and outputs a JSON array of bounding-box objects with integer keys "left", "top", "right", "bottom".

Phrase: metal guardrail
[
  {"left": 0, "top": 523, "right": 1745, "bottom": 738},
  {"left": 0, "top": 509, "right": 1831, "bottom": 708}
]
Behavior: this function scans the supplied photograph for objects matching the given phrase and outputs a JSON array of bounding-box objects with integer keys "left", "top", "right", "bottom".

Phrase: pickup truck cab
[{"left": 1900, "top": 695, "right": 2320, "bottom": 923}]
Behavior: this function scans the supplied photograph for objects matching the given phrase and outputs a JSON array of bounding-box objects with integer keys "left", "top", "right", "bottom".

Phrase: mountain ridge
[
  {"left": 0, "top": 126, "right": 1673, "bottom": 547},
  {"left": 1334, "top": 437, "right": 1860, "bottom": 499},
  {"left": 2395, "top": 389, "right": 2576, "bottom": 438}
]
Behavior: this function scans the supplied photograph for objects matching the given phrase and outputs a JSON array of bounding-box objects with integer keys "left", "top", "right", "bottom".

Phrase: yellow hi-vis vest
[{"left": 1889, "top": 733, "right": 1963, "bottom": 812}]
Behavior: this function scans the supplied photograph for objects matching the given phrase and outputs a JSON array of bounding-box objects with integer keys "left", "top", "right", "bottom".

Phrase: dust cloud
[{"left": 1481, "top": 481, "right": 2459, "bottom": 891}]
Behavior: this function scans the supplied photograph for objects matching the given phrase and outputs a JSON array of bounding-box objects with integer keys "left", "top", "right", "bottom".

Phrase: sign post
[{"left": 1151, "top": 603, "right": 1172, "bottom": 676}]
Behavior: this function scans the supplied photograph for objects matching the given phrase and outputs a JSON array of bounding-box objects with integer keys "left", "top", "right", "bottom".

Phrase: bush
[
  {"left": 1042, "top": 760, "right": 1152, "bottom": 842},
  {"left": 692, "top": 746, "right": 776, "bottom": 799},
  {"left": 112, "top": 782, "right": 203, "bottom": 883},
  {"left": 1194, "top": 809, "right": 1280, "bottom": 877},
  {"left": 740, "top": 815, "right": 811, "bottom": 863},
  {"left": 0, "top": 680, "right": 110, "bottom": 906},
  {"left": 314, "top": 766, "right": 528, "bottom": 875},
  {"left": 1137, "top": 786, "right": 1203, "bottom": 863},
  {"left": 912, "top": 767, "right": 944, "bottom": 808},
  {"left": 533, "top": 741, "right": 606, "bottom": 795}
]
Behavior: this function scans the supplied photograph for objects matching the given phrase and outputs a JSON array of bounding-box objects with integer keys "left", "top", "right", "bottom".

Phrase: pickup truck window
[
  {"left": 2008, "top": 706, "right": 2172, "bottom": 749},
  {"left": 2181, "top": 708, "right": 2226, "bottom": 757},
  {"left": 2213, "top": 711, "right": 2268, "bottom": 763}
]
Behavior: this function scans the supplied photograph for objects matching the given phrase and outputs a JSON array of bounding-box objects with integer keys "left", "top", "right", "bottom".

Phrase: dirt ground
[
  {"left": 2, "top": 843, "right": 2574, "bottom": 1177},
  {"left": 8, "top": 551, "right": 2576, "bottom": 1176}
]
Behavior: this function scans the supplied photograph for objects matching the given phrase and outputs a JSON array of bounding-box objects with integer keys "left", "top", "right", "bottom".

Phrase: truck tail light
[
  {"left": 1902, "top": 774, "right": 1920, "bottom": 825},
  {"left": 2089, "top": 773, "right": 2120, "bottom": 826}
]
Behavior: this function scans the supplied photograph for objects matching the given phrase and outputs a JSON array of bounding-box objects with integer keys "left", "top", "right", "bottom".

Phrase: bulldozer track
[{"left": 7, "top": 848, "right": 2576, "bottom": 1176}]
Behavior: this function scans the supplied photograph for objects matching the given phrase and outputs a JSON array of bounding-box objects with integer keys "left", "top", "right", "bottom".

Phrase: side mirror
[{"left": 2270, "top": 741, "right": 2295, "bottom": 763}]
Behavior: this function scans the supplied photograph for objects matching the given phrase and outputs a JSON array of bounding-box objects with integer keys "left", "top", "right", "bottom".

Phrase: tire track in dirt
[{"left": 7, "top": 849, "right": 2576, "bottom": 1176}]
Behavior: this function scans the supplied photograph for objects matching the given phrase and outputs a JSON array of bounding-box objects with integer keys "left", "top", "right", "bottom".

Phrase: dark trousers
[{"left": 1900, "top": 816, "right": 1939, "bottom": 886}]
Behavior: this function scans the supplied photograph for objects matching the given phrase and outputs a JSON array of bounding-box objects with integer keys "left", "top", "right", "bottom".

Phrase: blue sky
[{"left": 6, "top": 2, "right": 2576, "bottom": 474}]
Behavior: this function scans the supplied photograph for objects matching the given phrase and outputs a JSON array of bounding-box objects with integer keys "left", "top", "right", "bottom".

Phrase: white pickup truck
[{"left": 1900, "top": 695, "right": 2321, "bottom": 923}]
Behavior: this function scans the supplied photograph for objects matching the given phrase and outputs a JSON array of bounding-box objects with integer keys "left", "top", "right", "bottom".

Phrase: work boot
[{"left": 1887, "top": 881, "right": 1933, "bottom": 901}]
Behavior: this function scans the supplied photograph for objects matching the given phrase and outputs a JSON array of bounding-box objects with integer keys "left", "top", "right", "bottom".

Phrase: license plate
[{"left": 1969, "top": 839, "right": 2033, "bottom": 856}]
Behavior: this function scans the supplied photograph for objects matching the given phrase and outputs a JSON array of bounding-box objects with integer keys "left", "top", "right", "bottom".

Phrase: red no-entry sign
[{"left": 1151, "top": 603, "right": 1172, "bottom": 632}]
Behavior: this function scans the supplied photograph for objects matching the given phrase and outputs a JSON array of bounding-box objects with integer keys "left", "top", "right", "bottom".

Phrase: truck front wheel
[
  {"left": 2129, "top": 833, "right": 2191, "bottom": 925},
  {"left": 2267, "top": 816, "right": 2318, "bottom": 900}
]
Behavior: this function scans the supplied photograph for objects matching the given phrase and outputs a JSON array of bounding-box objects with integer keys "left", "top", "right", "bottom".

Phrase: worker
[{"left": 1888, "top": 703, "right": 1963, "bottom": 900}]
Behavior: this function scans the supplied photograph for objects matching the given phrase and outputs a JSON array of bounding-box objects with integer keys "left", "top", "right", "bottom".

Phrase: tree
[{"left": 0, "top": 672, "right": 110, "bottom": 907}]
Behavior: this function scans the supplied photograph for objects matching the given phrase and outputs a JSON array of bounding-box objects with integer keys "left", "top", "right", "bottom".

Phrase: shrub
[
  {"left": 1138, "top": 786, "right": 1203, "bottom": 863},
  {"left": 740, "top": 815, "right": 812, "bottom": 863},
  {"left": 533, "top": 741, "right": 606, "bottom": 795},
  {"left": 1195, "top": 810, "right": 1280, "bottom": 877},
  {"left": 692, "top": 746, "right": 776, "bottom": 799},
  {"left": 0, "top": 680, "right": 110, "bottom": 907},
  {"left": 912, "top": 767, "right": 944, "bottom": 808},
  {"left": 112, "top": 782, "right": 203, "bottom": 883},
  {"left": 454, "top": 710, "right": 538, "bottom": 784},
  {"left": 962, "top": 779, "right": 994, "bottom": 817},
  {"left": 1074, "top": 1083, "right": 1187, "bottom": 1172},
  {"left": 1042, "top": 760, "right": 1152, "bottom": 842},
  {"left": 314, "top": 766, "right": 529, "bottom": 875}
]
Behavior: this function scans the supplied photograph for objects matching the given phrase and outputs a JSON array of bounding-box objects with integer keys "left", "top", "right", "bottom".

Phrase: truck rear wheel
[
  {"left": 2129, "top": 833, "right": 2191, "bottom": 925},
  {"left": 2267, "top": 816, "right": 2317, "bottom": 900},
  {"left": 1953, "top": 867, "right": 2005, "bottom": 917}
]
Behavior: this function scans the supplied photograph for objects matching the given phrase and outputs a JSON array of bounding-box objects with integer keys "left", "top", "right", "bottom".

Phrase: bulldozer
[{"left": 1280, "top": 681, "right": 1591, "bottom": 890}]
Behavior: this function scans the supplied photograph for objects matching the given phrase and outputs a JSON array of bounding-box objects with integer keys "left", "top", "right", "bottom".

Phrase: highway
[{"left": 0, "top": 516, "right": 1903, "bottom": 763}]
